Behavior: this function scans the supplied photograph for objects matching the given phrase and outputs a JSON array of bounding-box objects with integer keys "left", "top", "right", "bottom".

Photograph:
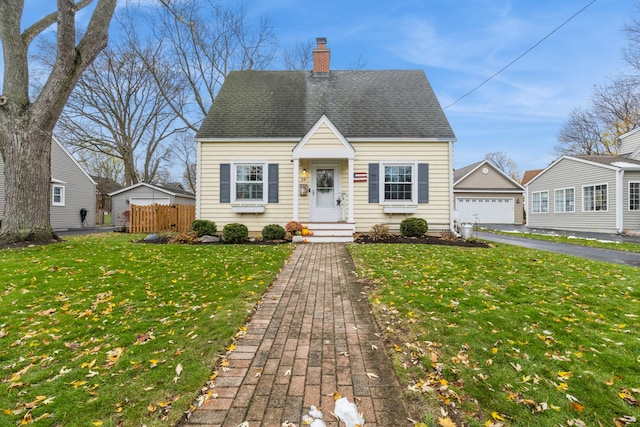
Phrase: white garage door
[
  {"left": 129, "top": 197, "right": 171, "bottom": 206},
  {"left": 456, "top": 197, "right": 514, "bottom": 224}
]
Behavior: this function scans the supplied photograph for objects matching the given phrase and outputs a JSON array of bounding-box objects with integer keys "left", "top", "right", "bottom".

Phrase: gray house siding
[
  {"left": 0, "top": 139, "right": 95, "bottom": 229},
  {"left": 619, "top": 129, "right": 640, "bottom": 155},
  {"left": 50, "top": 140, "right": 97, "bottom": 229},
  {"left": 527, "top": 158, "right": 618, "bottom": 232}
]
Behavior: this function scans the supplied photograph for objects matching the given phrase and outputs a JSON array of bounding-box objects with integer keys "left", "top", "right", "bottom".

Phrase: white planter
[{"left": 292, "top": 236, "right": 304, "bottom": 243}]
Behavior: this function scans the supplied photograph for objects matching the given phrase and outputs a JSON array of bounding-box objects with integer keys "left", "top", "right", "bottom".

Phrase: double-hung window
[
  {"left": 532, "top": 190, "right": 548, "bottom": 213},
  {"left": 234, "top": 163, "right": 265, "bottom": 202},
  {"left": 382, "top": 163, "right": 415, "bottom": 203},
  {"left": 554, "top": 187, "right": 575, "bottom": 213},
  {"left": 630, "top": 182, "right": 640, "bottom": 211},
  {"left": 583, "top": 184, "right": 607, "bottom": 211},
  {"left": 52, "top": 184, "right": 65, "bottom": 206}
]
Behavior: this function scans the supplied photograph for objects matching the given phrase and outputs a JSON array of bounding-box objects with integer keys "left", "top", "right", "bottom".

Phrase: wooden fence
[{"left": 130, "top": 204, "right": 196, "bottom": 234}]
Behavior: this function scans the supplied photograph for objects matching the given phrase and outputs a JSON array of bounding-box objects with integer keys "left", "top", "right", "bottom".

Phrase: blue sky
[
  {"left": 10, "top": 0, "right": 638, "bottom": 176},
  {"left": 253, "top": 0, "right": 637, "bottom": 174}
]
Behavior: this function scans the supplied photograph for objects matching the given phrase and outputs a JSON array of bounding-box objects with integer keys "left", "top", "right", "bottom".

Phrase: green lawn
[
  {"left": 348, "top": 243, "right": 640, "bottom": 427},
  {"left": 481, "top": 228, "right": 640, "bottom": 253},
  {"left": 0, "top": 234, "right": 293, "bottom": 426}
]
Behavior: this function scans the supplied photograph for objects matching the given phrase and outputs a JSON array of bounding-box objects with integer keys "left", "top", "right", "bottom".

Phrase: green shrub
[
  {"left": 400, "top": 217, "right": 428, "bottom": 237},
  {"left": 222, "top": 223, "right": 248, "bottom": 243},
  {"left": 262, "top": 224, "right": 286, "bottom": 241},
  {"left": 190, "top": 219, "right": 217, "bottom": 237},
  {"left": 368, "top": 224, "right": 391, "bottom": 240}
]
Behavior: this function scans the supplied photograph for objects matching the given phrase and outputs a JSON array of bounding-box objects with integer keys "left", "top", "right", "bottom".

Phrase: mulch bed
[{"left": 135, "top": 233, "right": 490, "bottom": 247}]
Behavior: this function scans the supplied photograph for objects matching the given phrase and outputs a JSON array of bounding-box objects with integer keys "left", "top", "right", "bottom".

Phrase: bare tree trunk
[
  {"left": 0, "top": 0, "right": 116, "bottom": 244},
  {"left": 1, "top": 119, "right": 54, "bottom": 242}
]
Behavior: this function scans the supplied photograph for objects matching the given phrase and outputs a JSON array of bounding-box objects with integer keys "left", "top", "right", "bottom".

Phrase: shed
[{"left": 109, "top": 183, "right": 195, "bottom": 227}]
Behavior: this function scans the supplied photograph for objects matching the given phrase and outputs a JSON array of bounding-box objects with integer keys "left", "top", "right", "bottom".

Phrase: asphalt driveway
[{"left": 476, "top": 227, "right": 640, "bottom": 267}]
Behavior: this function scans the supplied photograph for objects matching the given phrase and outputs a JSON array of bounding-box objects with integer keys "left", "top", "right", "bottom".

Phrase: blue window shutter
[
  {"left": 268, "top": 163, "right": 279, "bottom": 203},
  {"left": 220, "top": 163, "right": 231, "bottom": 203},
  {"left": 368, "top": 163, "right": 379, "bottom": 203},
  {"left": 418, "top": 163, "right": 429, "bottom": 203}
]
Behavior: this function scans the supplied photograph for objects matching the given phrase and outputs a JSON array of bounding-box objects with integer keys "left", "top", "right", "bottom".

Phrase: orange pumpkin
[{"left": 301, "top": 228, "right": 309, "bottom": 236}]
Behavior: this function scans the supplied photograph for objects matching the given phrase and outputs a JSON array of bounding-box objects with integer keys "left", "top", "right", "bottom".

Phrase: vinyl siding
[
  {"left": 527, "top": 158, "right": 618, "bottom": 232},
  {"left": 50, "top": 140, "right": 97, "bottom": 229},
  {"left": 619, "top": 131, "right": 640, "bottom": 155},
  {"left": 198, "top": 140, "right": 452, "bottom": 233},
  {"left": 454, "top": 164, "right": 524, "bottom": 224}
]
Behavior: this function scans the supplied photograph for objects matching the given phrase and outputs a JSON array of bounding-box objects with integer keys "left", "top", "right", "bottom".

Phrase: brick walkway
[{"left": 181, "top": 243, "right": 411, "bottom": 427}]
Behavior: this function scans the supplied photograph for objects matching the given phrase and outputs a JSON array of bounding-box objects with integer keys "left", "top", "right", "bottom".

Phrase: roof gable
[
  {"left": 526, "top": 155, "right": 640, "bottom": 186},
  {"left": 293, "top": 115, "right": 355, "bottom": 160},
  {"left": 108, "top": 182, "right": 195, "bottom": 198},
  {"left": 196, "top": 70, "right": 456, "bottom": 141},
  {"left": 454, "top": 160, "right": 523, "bottom": 190}
]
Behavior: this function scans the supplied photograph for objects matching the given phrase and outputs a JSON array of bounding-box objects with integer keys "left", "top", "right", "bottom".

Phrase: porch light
[{"left": 301, "top": 168, "right": 308, "bottom": 177}]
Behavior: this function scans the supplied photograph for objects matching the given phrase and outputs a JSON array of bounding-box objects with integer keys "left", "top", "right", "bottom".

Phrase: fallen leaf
[
  {"left": 438, "top": 416, "right": 457, "bottom": 427},
  {"left": 366, "top": 372, "right": 379, "bottom": 379}
]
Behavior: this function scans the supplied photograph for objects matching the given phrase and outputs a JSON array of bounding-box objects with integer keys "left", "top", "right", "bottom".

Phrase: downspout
[
  {"left": 616, "top": 168, "right": 624, "bottom": 233},
  {"left": 196, "top": 140, "right": 202, "bottom": 219}
]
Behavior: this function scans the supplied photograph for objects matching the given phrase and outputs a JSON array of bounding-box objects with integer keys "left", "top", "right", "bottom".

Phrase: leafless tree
[
  {"left": 555, "top": 77, "right": 640, "bottom": 155},
  {"left": 141, "top": 0, "right": 277, "bottom": 132},
  {"left": 57, "top": 34, "right": 182, "bottom": 186},
  {"left": 170, "top": 132, "right": 197, "bottom": 193},
  {"left": 484, "top": 151, "right": 522, "bottom": 182},
  {"left": 282, "top": 39, "right": 315, "bottom": 70},
  {"left": 0, "top": 0, "right": 116, "bottom": 244}
]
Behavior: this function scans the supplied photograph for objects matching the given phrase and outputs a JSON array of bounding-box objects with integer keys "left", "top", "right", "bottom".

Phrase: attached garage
[{"left": 456, "top": 197, "right": 514, "bottom": 224}]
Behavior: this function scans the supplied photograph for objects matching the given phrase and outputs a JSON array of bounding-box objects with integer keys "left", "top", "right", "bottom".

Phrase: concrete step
[{"left": 304, "top": 222, "right": 355, "bottom": 243}]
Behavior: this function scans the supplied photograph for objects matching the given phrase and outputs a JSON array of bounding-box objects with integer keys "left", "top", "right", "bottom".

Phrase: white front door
[{"left": 310, "top": 162, "right": 341, "bottom": 222}]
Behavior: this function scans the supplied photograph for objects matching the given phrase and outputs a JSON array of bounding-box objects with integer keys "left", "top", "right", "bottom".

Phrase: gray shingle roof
[{"left": 196, "top": 70, "right": 455, "bottom": 140}]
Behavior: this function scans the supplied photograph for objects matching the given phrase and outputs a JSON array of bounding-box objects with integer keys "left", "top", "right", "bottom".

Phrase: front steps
[{"left": 304, "top": 222, "right": 355, "bottom": 243}]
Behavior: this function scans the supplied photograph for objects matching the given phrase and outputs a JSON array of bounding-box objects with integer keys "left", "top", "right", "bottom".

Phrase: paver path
[{"left": 181, "top": 243, "right": 411, "bottom": 427}]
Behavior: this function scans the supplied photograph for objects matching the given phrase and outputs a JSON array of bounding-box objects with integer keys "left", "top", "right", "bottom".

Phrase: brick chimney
[{"left": 313, "top": 37, "right": 330, "bottom": 74}]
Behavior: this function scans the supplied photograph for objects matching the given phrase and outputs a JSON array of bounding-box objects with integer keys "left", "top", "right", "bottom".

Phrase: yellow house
[{"left": 195, "top": 38, "right": 456, "bottom": 242}]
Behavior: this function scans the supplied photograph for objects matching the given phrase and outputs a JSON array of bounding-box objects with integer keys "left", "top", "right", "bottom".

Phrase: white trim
[
  {"left": 553, "top": 187, "right": 575, "bottom": 213},
  {"left": 293, "top": 115, "right": 355, "bottom": 160},
  {"left": 617, "top": 170, "right": 624, "bottom": 232},
  {"left": 293, "top": 159, "right": 300, "bottom": 221},
  {"left": 231, "top": 161, "right": 268, "bottom": 204},
  {"left": 379, "top": 161, "right": 418, "bottom": 205},
  {"left": 449, "top": 141, "right": 454, "bottom": 231},
  {"left": 581, "top": 182, "right": 609, "bottom": 212},
  {"left": 195, "top": 137, "right": 300, "bottom": 143},
  {"left": 454, "top": 159, "right": 524, "bottom": 190},
  {"left": 108, "top": 182, "right": 195, "bottom": 198},
  {"left": 348, "top": 158, "right": 354, "bottom": 222},
  {"left": 196, "top": 140, "right": 202, "bottom": 218},
  {"left": 531, "top": 190, "right": 549, "bottom": 214},
  {"left": 629, "top": 180, "right": 640, "bottom": 211},
  {"left": 52, "top": 184, "right": 65, "bottom": 206},
  {"left": 348, "top": 137, "right": 456, "bottom": 143},
  {"left": 454, "top": 189, "right": 524, "bottom": 194}
]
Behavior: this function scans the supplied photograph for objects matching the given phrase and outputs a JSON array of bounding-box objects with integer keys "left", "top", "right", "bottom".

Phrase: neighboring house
[
  {"left": 109, "top": 182, "right": 196, "bottom": 226},
  {"left": 525, "top": 129, "right": 640, "bottom": 233},
  {"left": 453, "top": 160, "right": 524, "bottom": 224},
  {"left": 194, "top": 38, "right": 456, "bottom": 241},
  {"left": 0, "top": 137, "right": 96, "bottom": 230},
  {"left": 521, "top": 169, "right": 543, "bottom": 186}
]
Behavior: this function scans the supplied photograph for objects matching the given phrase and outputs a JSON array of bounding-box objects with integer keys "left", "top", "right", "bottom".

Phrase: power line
[{"left": 443, "top": 0, "right": 597, "bottom": 110}]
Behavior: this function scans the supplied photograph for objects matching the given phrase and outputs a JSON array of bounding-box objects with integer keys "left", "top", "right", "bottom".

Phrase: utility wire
[{"left": 443, "top": 0, "right": 597, "bottom": 110}]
